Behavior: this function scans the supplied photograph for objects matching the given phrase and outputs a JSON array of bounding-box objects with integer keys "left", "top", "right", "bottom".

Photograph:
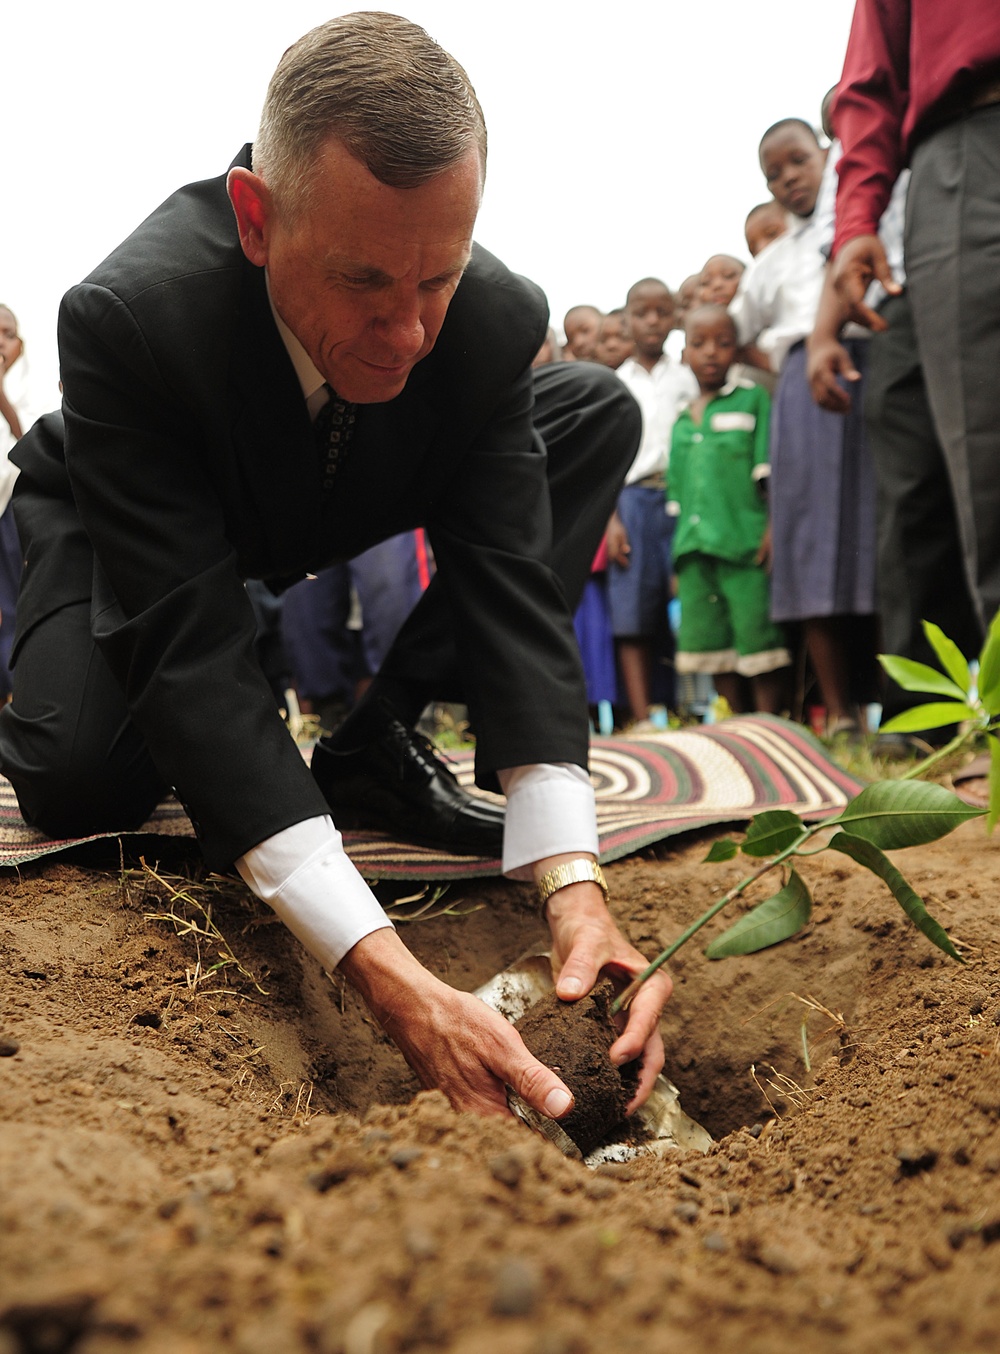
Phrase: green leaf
[
  {"left": 829, "top": 779, "right": 985, "bottom": 848},
  {"left": 987, "top": 735, "right": 1000, "bottom": 835},
  {"left": 827, "top": 831, "right": 963, "bottom": 961},
  {"left": 880, "top": 701, "right": 976, "bottom": 733},
  {"left": 703, "top": 839, "right": 738, "bottom": 862},
  {"left": 923, "top": 620, "right": 973, "bottom": 695},
  {"left": 877, "top": 654, "right": 969, "bottom": 702},
  {"left": 705, "top": 869, "right": 811, "bottom": 958},
  {"left": 740, "top": 809, "right": 806, "bottom": 858},
  {"left": 977, "top": 609, "right": 1000, "bottom": 715}
]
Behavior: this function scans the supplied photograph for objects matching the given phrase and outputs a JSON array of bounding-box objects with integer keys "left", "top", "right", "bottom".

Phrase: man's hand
[
  {"left": 541, "top": 861, "right": 672, "bottom": 1114},
  {"left": 339, "top": 928, "right": 575, "bottom": 1119},
  {"left": 806, "top": 334, "right": 860, "bottom": 413},
  {"left": 829, "top": 234, "right": 900, "bottom": 331},
  {"left": 606, "top": 511, "right": 631, "bottom": 568}
]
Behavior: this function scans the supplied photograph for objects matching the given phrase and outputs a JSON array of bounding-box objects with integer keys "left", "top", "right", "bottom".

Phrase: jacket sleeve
[
  {"left": 423, "top": 364, "right": 591, "bottom": 782},
  {"left": 58, "top": 283, "right": 329, "bottom": 867}
]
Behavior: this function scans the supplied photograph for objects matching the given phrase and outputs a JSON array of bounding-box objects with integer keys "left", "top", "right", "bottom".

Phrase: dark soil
[{"left": 515, "top": 979, "right": 637, "bottom": 1154}]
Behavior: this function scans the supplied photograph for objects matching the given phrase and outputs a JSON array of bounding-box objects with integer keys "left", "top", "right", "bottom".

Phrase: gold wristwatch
[{"left": 536, "top": 859, "right": 609, "bottom": 914}]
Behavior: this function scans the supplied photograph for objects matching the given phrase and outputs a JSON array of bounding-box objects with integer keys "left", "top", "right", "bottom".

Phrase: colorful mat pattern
[{"left": 0, "top": 715, "right": 864, "bottom": 878}]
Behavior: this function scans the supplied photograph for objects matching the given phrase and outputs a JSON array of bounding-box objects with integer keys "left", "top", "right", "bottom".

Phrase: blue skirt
[{"left": 769, "top": 340, "right": 877, "bottom": 621}]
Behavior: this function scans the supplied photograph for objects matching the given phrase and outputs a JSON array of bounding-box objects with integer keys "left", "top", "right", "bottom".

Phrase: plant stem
[
  {"left": 897, "top": 729, "right": 971, "bottom": 782},
  {"left": 611, "top": 829, "right": 814, "bottom": 1014}
]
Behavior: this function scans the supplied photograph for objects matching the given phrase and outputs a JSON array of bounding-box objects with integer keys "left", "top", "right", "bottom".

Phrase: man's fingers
[
  {"left": 609, "top": 968, "right": 672, "bottom": 1066},
  {"left": 508, "top": 1052, "right": 575, "bottom": 1121},
  {"left": 624, "top": 1032, "right": 665, "bottom": 1115},
  {"left": 555, "top": 950, "right": 600, "bottom": 1001}
]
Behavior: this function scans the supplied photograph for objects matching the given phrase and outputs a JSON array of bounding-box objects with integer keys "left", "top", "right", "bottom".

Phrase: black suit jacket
[{"left": 13, "top": 148, "right": 590, "bottom": 866}]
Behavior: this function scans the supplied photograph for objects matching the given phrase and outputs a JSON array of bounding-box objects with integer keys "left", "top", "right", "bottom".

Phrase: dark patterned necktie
[{"left": 312, "top": 384, "right": 357, "bottom": 492}]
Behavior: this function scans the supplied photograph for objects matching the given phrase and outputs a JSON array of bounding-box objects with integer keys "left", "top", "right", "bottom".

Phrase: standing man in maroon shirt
[{"left": 829, "top": 1, "right": 1000, "bottom": 639}]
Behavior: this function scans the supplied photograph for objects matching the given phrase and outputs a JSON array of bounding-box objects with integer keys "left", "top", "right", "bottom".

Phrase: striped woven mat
[{"left": 0, "top": 715, "right": 863, "bottom": 879}]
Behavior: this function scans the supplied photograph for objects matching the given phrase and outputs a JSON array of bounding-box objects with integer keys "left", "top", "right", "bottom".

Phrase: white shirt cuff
[
  {"left": 237, "top": 816, "right": 393, "bottom": 972},
  {"left": 498, "top": 763, "right": 599, "bottom": 880}
]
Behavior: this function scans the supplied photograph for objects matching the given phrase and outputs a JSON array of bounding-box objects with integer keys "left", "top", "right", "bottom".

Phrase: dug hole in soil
[{"left": 1, "top": 819, "right": 998, "bottom": 1353}]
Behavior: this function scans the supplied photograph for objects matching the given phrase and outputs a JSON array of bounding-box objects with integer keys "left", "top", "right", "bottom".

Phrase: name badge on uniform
[{"left": 710, "top": 411, "right": 756, "bottom": 432}]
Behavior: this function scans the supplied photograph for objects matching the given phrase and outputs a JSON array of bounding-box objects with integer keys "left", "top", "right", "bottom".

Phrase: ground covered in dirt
[{"left": 1, "top": 815, "right": 998, "bottom": 1353}]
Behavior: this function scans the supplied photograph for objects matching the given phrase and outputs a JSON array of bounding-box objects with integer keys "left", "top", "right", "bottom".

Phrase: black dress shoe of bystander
[{"left": 311, "top": 702, "right": 505, "bottom": 857}]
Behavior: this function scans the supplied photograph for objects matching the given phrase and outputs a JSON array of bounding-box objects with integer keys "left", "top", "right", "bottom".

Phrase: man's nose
[{"left": 376, "top": 293, "right": 425, "bottom": 357}]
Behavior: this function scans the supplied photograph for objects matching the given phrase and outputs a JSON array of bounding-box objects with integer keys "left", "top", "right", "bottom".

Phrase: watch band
[{"left": 536, "top": 859, "right": 609, "bottom": 913}]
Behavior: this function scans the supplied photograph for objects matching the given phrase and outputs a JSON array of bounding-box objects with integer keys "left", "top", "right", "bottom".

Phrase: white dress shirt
[
  {"left": 236, "top": 303, "right": 599, "bottom": 971},
  {"left": 729, "top": 215, "right": 827, "bottom": 375},
  {"left": 615, "top": 356, "right": 698, "bottom": 484}
]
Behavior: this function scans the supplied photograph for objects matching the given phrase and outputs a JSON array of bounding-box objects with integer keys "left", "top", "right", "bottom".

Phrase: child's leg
[
  {"left": 712, "top": 671, "right": 746, "bottom": 712},
  {"left": 616, "top": 637, "right": 652, "bottom": 723},
  {"left": 751, "top": 666, "right": 790, "bottom": 714},
  {"left": 803, "top": 615, "right": 855, "bottom": 727},
  {"left": 675, "top": 554, "right": 739, "bottom": 710},
  {"left": 606, "top": 486, "right": 669, "bottom": 724},
  {"left": 721, "top": 559, "right": 792, "bottom": 716}
]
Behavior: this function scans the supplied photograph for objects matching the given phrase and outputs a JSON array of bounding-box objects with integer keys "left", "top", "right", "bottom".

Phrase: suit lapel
[{"left": 228, "top": 259, "right": 323, "bottom": 577}]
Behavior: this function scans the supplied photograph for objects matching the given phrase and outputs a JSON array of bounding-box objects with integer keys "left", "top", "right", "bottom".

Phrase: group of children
[{"left": 548, "top": 105, "right": 879, "bottom": 738}]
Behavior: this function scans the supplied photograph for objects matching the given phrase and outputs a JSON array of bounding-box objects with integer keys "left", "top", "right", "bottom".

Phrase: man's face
[
  {"left": 626, "top": 284, "right": 674, "bottom": 360},
  {"left": 759, "top": 128, "right": 826, "bottom": 219},
  {"left": 240, "top": 139, "right": 482, "bottom": 403}
]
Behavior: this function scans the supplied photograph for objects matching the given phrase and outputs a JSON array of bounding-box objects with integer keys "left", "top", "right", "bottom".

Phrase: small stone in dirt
[
  {"left": 0, "top": 1036, "right": 20, "bottom": 1057},
  {"left": 702, "top": 1230, "right": 728, "bottom": 1254},
  {"left": 389, "top": 1146, "right": 424, "bottom": 1170},
  {"left": 673, "top": 1200, "right": 700, "bottom": 1224},
  {"left": 404, "top": 1225, "right": 438, "bottom": 1261},
  {"left": 596, "top": 1161, "right": 635, "bottom": 1181},
  {"left": 755, "top": 1243, "right": 801, "bottom": 1276},
  {"left": 185, "top": 1166, "right": 236, "bottom": 1196},
  {"left": 489, "top": 1151, "right": 525, "bottom": 1188},
  {"left": 897, "top": 1144, "right": 938, "bottom": 1176},
  {"left": 361, "top": 1128, "right": 393, "bottom": 1148},
  {"left": 308, "top": 1150, "right": 369, "bottom": 1191},
  {"left": 583, "top": 1176, "right": 616, "bottom": 1201},
  {"left": 491, "top": 1257, "right": 541, "bottom": 1318},
  {"left": 749, "top": 1123, "right": 764, "bottom": 1139}
]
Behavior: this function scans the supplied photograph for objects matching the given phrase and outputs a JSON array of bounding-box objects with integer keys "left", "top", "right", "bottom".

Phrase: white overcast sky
[{"left": 6, "top": 1, "right": 856, "bottom": 407}]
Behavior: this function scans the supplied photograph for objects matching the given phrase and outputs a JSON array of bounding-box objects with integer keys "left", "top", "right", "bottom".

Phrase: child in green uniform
[{"left": 668, "top": 305, "right": 791, "bottom": 714}]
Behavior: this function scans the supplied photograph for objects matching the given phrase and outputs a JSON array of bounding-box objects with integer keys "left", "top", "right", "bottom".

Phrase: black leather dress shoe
[{"left": 311, "top": 704, "right": 505, "bottom": 857}]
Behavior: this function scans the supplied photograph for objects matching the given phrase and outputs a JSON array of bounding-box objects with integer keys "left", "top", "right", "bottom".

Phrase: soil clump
[{"left": 515, "top": 979, "right": 637, "bottom": 1153}]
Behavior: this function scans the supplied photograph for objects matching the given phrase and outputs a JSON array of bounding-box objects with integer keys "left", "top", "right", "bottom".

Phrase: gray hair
[{"left": 253, "top": 12, "right": 487, "bottom": 213}]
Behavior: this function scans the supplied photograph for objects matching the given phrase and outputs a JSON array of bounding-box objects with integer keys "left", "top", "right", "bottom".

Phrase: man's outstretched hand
[{"left": 339, "top": 928, "right": 576, "bottom": 1119}]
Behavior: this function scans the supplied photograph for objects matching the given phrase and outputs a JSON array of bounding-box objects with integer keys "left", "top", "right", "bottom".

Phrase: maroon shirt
[{"left": 831, "top": 0, "right": 1000, "bottom": 255}]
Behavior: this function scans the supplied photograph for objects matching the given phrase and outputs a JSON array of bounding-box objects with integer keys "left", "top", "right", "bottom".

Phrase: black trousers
[
  {"left": 864, "top": 292, "right": 982, "bottom": 721},
  {"left": 0, "top": 361, "right": 639, "bottom": 840},
  {"left": 904, "top": 103, "right": 1000, "bottom": 632}
]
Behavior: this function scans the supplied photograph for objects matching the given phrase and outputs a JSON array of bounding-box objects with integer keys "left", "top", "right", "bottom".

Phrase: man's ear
[{"left": 227, "top": 167, "right": 273, "bottom": 267}]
